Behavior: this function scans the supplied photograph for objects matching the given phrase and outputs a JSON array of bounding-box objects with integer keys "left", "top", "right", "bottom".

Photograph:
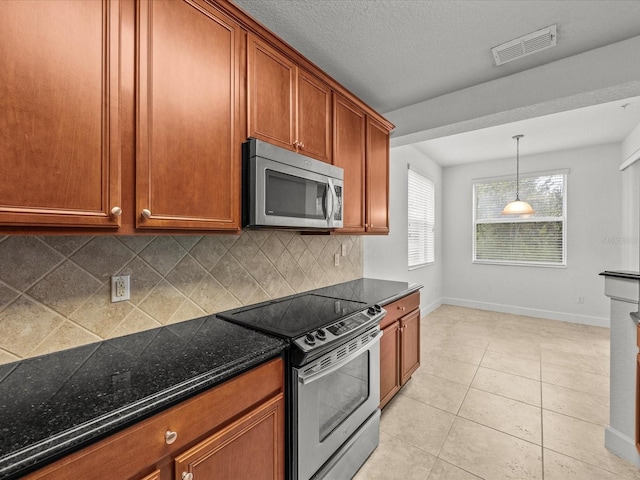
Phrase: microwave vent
[{"left": 492, "top": 24, "right": 557, "bottom": 66}]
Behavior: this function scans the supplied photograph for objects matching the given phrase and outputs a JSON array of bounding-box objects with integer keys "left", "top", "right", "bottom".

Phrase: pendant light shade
[{"left": 502, "top": 135, "right": 534, "bottom": 215}]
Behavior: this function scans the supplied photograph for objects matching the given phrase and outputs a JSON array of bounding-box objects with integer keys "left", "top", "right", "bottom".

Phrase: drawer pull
[
  {"left": 398, "top": 306, "right": 406, "bottom": 311},
  {"left": 165, "top": 430, "right": 178, "bottom": 445},
  {"left": 182, "top": 473, "right": 193, "bottom": 480}
]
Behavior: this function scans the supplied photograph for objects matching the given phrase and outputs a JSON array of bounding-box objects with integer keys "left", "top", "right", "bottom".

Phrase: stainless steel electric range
[{"left": 217, "top": 293, "right": 386, "bottom": 480}]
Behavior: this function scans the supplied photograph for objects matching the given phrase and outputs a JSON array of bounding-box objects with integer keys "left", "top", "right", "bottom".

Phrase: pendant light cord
[{"left": 514, "top": 134, "right": 523, "bottom": 201}]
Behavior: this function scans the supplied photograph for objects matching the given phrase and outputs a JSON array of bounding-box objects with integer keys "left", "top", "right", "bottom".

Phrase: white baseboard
[
  {"left": 441, "top": 297, "right": 610, "bottom": 328},
  {"left": 420, "top": 297, "right": 443, "bottom": 316},
  {"left": 605, "top": 426, "right": 640, "bottom": 466}
]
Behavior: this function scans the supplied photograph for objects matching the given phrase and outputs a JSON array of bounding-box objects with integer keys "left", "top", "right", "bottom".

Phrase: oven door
[{"left": 293, "top": 327, "right": 381, "bottom": 480}]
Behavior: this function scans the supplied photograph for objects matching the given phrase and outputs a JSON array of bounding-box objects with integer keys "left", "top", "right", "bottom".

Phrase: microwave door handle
[{"left": 325, "top": 180, "right": 334, "bottom": 222}]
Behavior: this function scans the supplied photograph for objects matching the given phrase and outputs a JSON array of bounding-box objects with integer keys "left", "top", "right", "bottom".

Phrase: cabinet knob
[
  {"left": 398, "top": 306, "right": 406, "bottom": 311},
  {"left": 141, "top": 209, "right": 152, "bottom": 219},
  {"left": 165, "top": 430, "right": 178, "bottom": 445},
  {"left": 182, "top": 473, "right": 193, "bottom": 480},
  {"left": 110, "top": 206, "right": 122, "bottom": 217}
]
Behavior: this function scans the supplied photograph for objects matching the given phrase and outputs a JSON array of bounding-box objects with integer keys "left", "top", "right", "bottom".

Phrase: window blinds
[
  {"left": 473, "top": 172, "right": 566, "bottom": 266},
  {"left": 408, "top": 167, "right": 435, "bottom": 268}
]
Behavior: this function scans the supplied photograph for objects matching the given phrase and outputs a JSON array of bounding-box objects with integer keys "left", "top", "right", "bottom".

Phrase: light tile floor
[{"left": 354, "top": 305, "right": 640, "bottom": 480}]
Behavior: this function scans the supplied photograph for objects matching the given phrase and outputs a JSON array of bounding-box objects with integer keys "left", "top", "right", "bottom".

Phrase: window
[
  {"left": 408, "top": 166, "right": 435, "bottom": 268},
  {"left": 473, "top": 171, "right": 567, "bottom": 266}
]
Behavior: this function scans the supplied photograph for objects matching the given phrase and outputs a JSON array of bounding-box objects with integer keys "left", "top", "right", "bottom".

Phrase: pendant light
[{"left": 502, "top": 134, "right": 534, "bottom": 215}]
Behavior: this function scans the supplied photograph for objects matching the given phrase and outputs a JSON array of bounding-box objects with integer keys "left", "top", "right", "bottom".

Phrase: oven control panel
[{"left": 293, "top": 305, "right": 386, "bottom": 353}]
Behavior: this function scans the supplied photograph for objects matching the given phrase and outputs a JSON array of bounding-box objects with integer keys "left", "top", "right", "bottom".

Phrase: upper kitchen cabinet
[
  {"left": 136, "top": 0, "right": 244, "bottom": 230},
  {"left": 366, "top": 117, "right": 390, "bottom": 234},
  {"left": 247, "top": 34, "right": 332, "bottom": 164},
  {"left": 333, "top": 94, "right": 366, "bottom": 232},
  {"left": 333, "top": 94, "right": 391, "bottom": 234},
  {"left": 0, "top": 0, "right": 121, "bottom": 227}
]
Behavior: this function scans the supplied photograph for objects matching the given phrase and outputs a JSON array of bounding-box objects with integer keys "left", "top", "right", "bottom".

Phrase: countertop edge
[
  {"left": 0, "top": 344, "right": 286, "bottom": 480},
  {"left": 599, "top": 270, "right": 640, "bottom": 280},
  {"left": 377, "top": 283, "right": 424, "bottom": 306}
]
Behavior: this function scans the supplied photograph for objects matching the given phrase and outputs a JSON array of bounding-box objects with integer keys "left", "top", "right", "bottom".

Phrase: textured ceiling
[
  {"left": 413, "top": 96, "right": 640, "bottom": 166},
  {"left": 233, "top": 0, "right": 640, "bottom": 114},
  {"left": 232, "top": 0, "right": 640, "bottom": 165}
]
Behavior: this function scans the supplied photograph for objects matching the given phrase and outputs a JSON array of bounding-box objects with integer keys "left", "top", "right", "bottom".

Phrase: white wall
[
  {"left": 364, "top": 145, "right": 443, "bottom": 314},
  {"left": 621, "top": 122, "right": 640, "bottom": 271},
  {"left": 442, "top": 143, "right": 623, "bottom": 326}
]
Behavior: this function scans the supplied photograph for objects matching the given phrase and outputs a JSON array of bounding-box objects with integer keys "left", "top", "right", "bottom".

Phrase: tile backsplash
[{"left": 0, "top": 232, "right": 363, "bottom": 364}]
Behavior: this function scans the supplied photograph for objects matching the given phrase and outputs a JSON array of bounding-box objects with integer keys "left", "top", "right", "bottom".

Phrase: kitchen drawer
[
  {"left": 25, "top": 357, "right": 283, "bottom": 480},
  {"left": 637, "top": 323, "right": 639, "bottom": 348},
  {"left": 380, "top": 291, "right": 420, "bottom": 329}
]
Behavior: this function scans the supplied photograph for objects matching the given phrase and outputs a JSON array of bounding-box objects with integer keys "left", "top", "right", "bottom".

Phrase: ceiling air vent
[{"left": 492, "top": 24, "right": 557, "bottom": 66}]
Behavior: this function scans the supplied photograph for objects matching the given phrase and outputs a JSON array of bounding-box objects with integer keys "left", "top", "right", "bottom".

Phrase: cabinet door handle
[
  {"left": 182, "top": 473, "right": 193, "bottom": 480},
  {"left": 141, "top": 209, "right": 152, "bottom": 219},
  {"left": 110, "top": 206, "right": 122, "bottom": 217},
  {"left": 165, "top": 430, "right": 178, "bottom": 445}
]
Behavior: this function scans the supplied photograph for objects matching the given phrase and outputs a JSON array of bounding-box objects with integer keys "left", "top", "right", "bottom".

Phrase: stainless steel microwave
[{"left": 243, "top": 138, "right": 344, "bottom": 229}]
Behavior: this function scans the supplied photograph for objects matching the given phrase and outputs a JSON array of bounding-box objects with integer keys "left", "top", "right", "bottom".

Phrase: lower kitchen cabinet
[
  {"left": 380, "top": 292, "right": 421, "bottom": 408},
  {"left": 139, "top": 470, "right": 161, "bottom": 480},
  {"left": 175, "top": 394, "right": 284, "bottom": 480},
  {"left": 380, "top": 321, "right": 401, "bottom": 406},
  {"left": 24, "top": 357, "right": 284, "bottom": 480}
]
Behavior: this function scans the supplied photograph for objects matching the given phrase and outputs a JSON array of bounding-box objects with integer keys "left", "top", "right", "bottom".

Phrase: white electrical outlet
[
  {"left": 334, "top": 253, "right": 340, "bottom": 266},
  {"left": 576, "top": 295, "right": 584, "bottom": 304},
  {"left": 111, "top": 275, "right": 130, "bottom": 302},
  {"left": 341, "top": 243, "right": 347, "bottom": 256}
]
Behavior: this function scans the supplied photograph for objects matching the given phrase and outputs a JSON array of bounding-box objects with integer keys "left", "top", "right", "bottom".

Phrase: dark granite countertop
[
  {"left": 0, "top": 277, "right": 419, "bottom": 479},
  {"left": 312, "top": 278, "right": 422, "bottom": 307},
  {"left": 600, "top": 270, "right": 640, "bottom": 280},
  {"left": 0, "top": 316, "right": 287, "bottom": 480}
]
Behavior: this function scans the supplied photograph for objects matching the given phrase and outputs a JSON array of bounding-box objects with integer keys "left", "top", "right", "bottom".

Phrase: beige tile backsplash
[{"left": 0, "top": 232, "right": 363, "bottom": 364}]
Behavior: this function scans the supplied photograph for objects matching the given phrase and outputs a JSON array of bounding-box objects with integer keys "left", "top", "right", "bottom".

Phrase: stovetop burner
[{"left": 217, "top": 293, "right": 368, "bottom": 338}]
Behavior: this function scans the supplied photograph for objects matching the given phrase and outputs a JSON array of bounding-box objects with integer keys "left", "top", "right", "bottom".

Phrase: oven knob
[
  {"left": 367, "top": 306, "right": 376, "bottom": 315},
  {"left": 305, "top": 333, "right": 316, "bottom": 346},
  {"left": 316, "top": 329, "right": 326, "bottom": 340},
  {"left": 374, "top": 304, "right": 382, "bottom": 313}
]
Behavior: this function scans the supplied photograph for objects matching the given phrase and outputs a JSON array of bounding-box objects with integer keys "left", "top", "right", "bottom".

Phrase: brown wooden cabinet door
[
  {"left": 297, "top": 71, "right": 332, "bottom": 163},
  {"left": 136, "top": 0, "right": 243, "bottom": 230},
  {"left": 247, "top": 34, "right": 296, "bottom": 152},
  {"left": 333, "top": 94, "right": 366, "bottom": 232},
  {"left": 366, "top": 117, "right": 390, "bottom": 234},
  {"left": 174, "top": 394, "right": 285, "bottom": 480},
  {"left": 380, "top": 321, "right": 401, "bottom": 409},
  {"left": 138, "top": 470, "right": 161, "bottom": 480},
  {"left": 400, "top": 309, "right": 421, "bottom": 385},
  {"left": 0, "top": 0, "right": 121, "bottom": 227}
]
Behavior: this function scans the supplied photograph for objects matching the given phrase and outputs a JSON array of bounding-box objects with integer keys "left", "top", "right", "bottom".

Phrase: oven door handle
[{"left": 297, "top": 329, "right": 383, "bottom": 386}]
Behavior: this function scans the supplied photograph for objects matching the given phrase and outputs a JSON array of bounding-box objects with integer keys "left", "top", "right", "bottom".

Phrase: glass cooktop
[{"left": 216, "top": 293, "right": 368, "bottom": 338}]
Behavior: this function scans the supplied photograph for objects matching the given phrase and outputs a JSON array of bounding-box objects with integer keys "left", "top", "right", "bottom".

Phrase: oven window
[
  {"left": 317, "top": 351, "right": 369, "bottom": 441},
  {"left": 265, "top": 170, "right": 326, "bottom": 219}
]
